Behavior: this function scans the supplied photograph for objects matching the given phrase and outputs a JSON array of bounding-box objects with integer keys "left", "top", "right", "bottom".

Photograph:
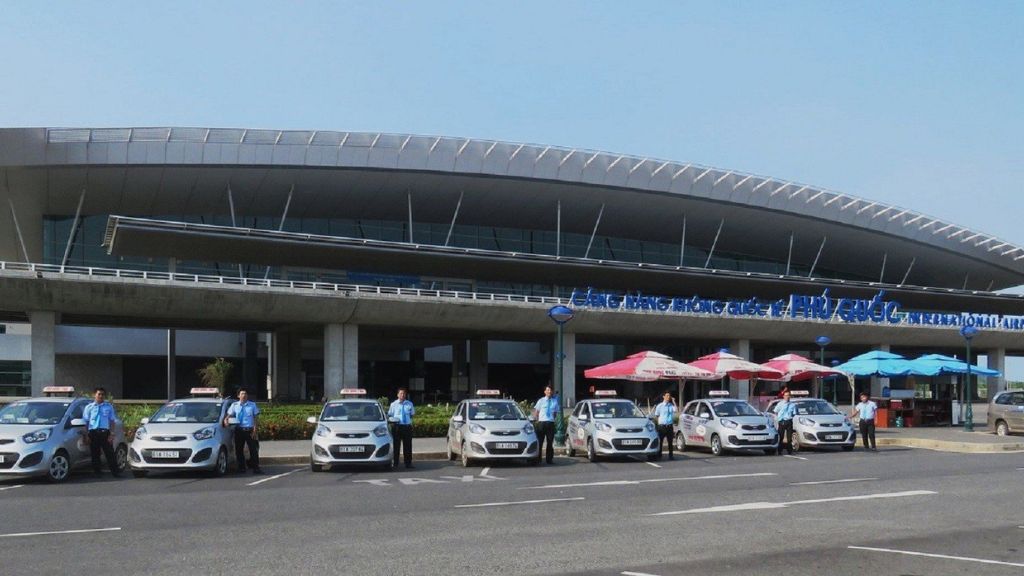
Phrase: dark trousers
[
  {"left": 657, "top": 424, "right": 674, "bottom": 457},
  {"left": 88, "top": 429, "right": 117, "bottom": 474},
  {"left": 392, "top": 424, "right": 412, "bottom": 466},
  {"left": 535, "top": 421, "right": 555, "bottom": 463},
  {"left": 234, "top": 428, "right": 260, "bottom": 470},
  {"left": 777, "top": 420, "right": 794, "bottom": 455},
  {"left": 859, "top": 418, "right": 876, "bottom": 449}
]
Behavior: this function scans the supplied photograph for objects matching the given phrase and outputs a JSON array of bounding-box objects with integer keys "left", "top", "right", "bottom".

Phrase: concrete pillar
[
  {"left": 870, "top": 343, "right": 890, "bottom": 398},
  {"left": 324, "top": 323, "right": 360, "bottom": 401},
  {"left": 271, "top": 331, "right": 303, "bottom": 400},
  {"left": 29, "top": 311, "right": 56, "bottom": 396},
  {"left": 167, "top": 329, "right": 177, "bottom": 400},
  {"left": 243, "top": 332, "right": 259, "bottom": 391},
  {"left": 729, "top": 338, "right": 751, "bottom": 400},
  {"left": 553, "top": 332, "right": 576, "bottom": 408},
  {"left": 450, "top": 341, "right": 468, "bottom": 401},
  {"left": 985, "top": 348, "right": 1006, "bottom": 402},
  {"left": 469, "top": 339, "right": 488, "bottom": 392}
]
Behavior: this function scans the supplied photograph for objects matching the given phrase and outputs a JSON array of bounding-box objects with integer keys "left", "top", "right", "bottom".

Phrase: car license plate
[
  {"left": 0, "top": 455, "right": 6, "bottom": 463},
  {"left": 825, "top": 434, "right": 843, "bottom": 440},
  {"left": 337, "top": 446, "right": 364, "bottom": 453},
  {"left": 746, "top": 435, "right": 767, "bottom": 440},
  {"left": 151, "top": 450, "right": 179, "bottom": 459},
  {"left": 622, "top": 439, "right": 644, "bottom": 446},
  {"left": 495, "top": 442, "right": 518, "bottom": 449}
]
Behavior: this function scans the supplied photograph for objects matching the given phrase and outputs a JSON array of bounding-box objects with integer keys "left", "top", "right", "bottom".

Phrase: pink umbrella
[
  {"left": 688, "top": 351, "right": 784, "bottom": 380},
  {"left": 584, "top": 351, "right": 716, "bottom": 382},
  {"left": 759, "top": 354, "right": 845, "bottom": 382}
]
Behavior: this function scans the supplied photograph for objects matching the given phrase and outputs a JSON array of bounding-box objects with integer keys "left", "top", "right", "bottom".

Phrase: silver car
[
  {"left": 566, "top": 394, "right": 659, "bottom": 462},
  {"left": 0, "top": 388, "right": 128, "bottom": 483},
  {"left": 989, "top": 390, "right": 1024, "bottom": 436},
  {"left": 447, "top": 396, "right": 539, "bottom": 467},
  {"left": 129, "top": 390, "right": 235, "bottom": 477},
  {"left": 675, "top": 397, "right": 778, "bottom": 456},
  {"left": 308, "top": 395, "right": 393, "bottom": 472},
  {"left": 765, "top": 396, "right": 856, "bottom": 452}
]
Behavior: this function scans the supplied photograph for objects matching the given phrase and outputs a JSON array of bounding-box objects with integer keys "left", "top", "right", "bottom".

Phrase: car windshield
[
  {"left": 795, "top": 400, "right": 839, "bottom": 415},
  {"left": 711, "top": 401, "right": 760, "bottom": 417},
  {"left": 0, "top": 401, "right": 69, "bottom": 425},
  {"left": 468, "top": 401, "right": 526, "bottom": 420},
  {"left": 321, "top": 402, "right": 385, "bottom": 422},
  {"left": 591, "top": 401, "right": 644, "bottom": 419},
  {"left": 150, "top": 402, "right": 221, "bottom": 424}
]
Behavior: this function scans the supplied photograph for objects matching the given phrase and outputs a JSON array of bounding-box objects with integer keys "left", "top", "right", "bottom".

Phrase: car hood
[
  {"left": 796, "top": 414, "right": 849, "bottom": 425},
  {"left": 321, "top": 421, "right": 386, "bottom": 434},
  {"left": 138, "top": 422, "right": 220, "bottom": 436},
  {"left": 591, "top": 417, "right": 652, "bottom": 428},
  {"left": 469, "top": 420, "right": 531, "bottom": 432},
  {"left": 716, "top": 415, "right": 772, "bottom": 426}
]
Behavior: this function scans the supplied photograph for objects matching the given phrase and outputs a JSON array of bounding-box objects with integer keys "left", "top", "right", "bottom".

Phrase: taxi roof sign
[
  {"left": 190, "top": 387, "right": 221, "bottom": 397},
  {"left": 339, "top": 388, "right": 367, "bottom": 397},
  {"left": 474, "top": 389, "right": 501, "bottom": 397},
  {"left": 708, "top": 390, "right": 731, "bottom": 397},
  {"left": 593, "top": 390, "right": 618, "bottom": 397},
  {"left": 789, "top": 390, "right": 811, "bottom": 397},
  {"left": 43, "top": 386, "right": 75, "bottom": 397}
]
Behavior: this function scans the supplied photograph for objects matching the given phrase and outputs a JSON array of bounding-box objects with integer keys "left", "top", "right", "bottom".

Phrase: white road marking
[
  {"left": 480, "top": 467, "right": 490, "bottom": 477},
  {"left": 0, "top": 484, "right": 25, "bottom": 492},
  {"left": 645, "top": 461, "right": 662, "bottom": 468},
  {"left": 649, "top": 490, "right": 937, "bottom": 516},
  {"left": 784, "top": 454, "right": 808, "bottom": 460},
  {"left": 524, "top": 472, "right": 776, "bottom": 490},
  {"left": 0, "top": 527, "right": 121, "bottom": 539},
  {"left": 246, "top": 468, "right": 301, "bottom": 486},
  {"left": 622, "top": 571, "right": 662, "bottom": 576},
  {"left": 789, "top": 477, "right": 879, "bottom": 486},
  {"left": 848, "top": 545, "right": 1024, "bottom": 568},
  {"left": 455, "top": 497, "right": 584, "bottom": 508}
]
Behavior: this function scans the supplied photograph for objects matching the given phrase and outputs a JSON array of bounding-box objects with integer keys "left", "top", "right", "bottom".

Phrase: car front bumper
[
  {"left": 311, "top": 434, "right": 393, "bottom": 464},
  {"left": 594, "top": 433, "right": 660, "bottom": 455},
  {"left": 721, "top": 431, "right": 779, "bottom": 450},
  {"left": 464, "top": 432, "right": 539, "bottom": 460},
  {"left": 0, "top": 441, "right": 54, "bottom": 476},
  {"left": 129, "top": 438, "right": 224, "bottom": 470},
  {"left": 796, "top": 427, "right": 857, "bottom": 447}
]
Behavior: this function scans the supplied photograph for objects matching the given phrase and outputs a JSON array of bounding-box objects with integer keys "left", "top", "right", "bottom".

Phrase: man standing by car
[
  {"left": 83, "top": 387, "right": 121, "bottom": 477},
  {"left": 652, "top": 391, "right": 678, "bottom": 460},
  {"left": 388, "top": 388, "right": 415, "bottom": 468},
  {"left": 775, "top": 390, "right": 798, "bottom": 456},
  {"left": 532, "top": 385, "right": 558, "bottom": 464},
  {"left": 853, "top": 391, "right": 878, "bottom": 451},
  {"left": 224, "top": 388, "right": 261, "bottom": 474}
]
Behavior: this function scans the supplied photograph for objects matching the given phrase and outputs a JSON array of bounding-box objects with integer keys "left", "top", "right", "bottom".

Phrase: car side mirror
[
  {"left": 699, "top": 412, "right": 711, "bottom": 419},
  {"left": 70, "top": 418, "right": 86, "bottom": 427},
  {"left": 578, "top": 414, "right": 588, "bottom": 422},
  {"left": 452, "top": 415, "right": 464, "bottom": 423},
  {"left": 306, "top": 416, "right": 317, "bottom": 425},
  {"left": 140, "top": 417, "right": 149, "bottom": 425}
]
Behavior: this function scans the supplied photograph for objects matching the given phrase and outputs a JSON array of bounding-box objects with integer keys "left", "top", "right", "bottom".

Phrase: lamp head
[
  {"left": 959, "top": 325, "right": 979, "bottom": 340},
  {"left": 548, "top": 305, "right": 575, "bottom": 325},
  {"left": 815, "top": 335, "right": 831, "bottom": 347}
]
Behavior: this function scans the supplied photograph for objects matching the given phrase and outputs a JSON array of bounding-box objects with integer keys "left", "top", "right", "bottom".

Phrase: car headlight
[
  {"left": 522, "top": 423, "right": 534, "bottom": 435},
  {"left": 843, "top": 416, "right": 852, "bottom": 426},
  {"left": 134, "top": 426, "right": 147, "bottom": 441},
  {"left": 720, "top": 419, "right": 738, "bottom": 429},
  {"left": 595, "top": 421, "right": 612, "bottom": 432},
  {"left": 645, "top": 421, "right": 655, "bottom": 433},
  {"left": 193, "top": 426, "right": 216, "bottom": 441},
  {"left": 469, "top": 423, "right": 486, "bottom": 434},
  {"left": 316, "top": 424, "right": 330, "bottom": 437},
  {"left": 22, "top": 428, "right": 51, "bottom": 444},
  {"left": 798, "top": 417, "right": 817, "bottom": 426},
  {"left": 373, "top": 424, "right": 389, "bottom": 437}
]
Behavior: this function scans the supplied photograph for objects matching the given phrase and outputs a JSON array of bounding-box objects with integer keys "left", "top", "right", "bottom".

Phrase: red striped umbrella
[
  {"left": 584, "top": 351, "right": 716, "bottom": 382},
  {"left": 688, "top": 351, "right": 784, "bottom": 380},
  {"left": 759, "top": 354, "right": 845, "bottom": 382}
]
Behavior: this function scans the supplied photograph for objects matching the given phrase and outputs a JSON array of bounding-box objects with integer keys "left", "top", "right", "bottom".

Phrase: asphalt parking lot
[{"left": 1, "top": 447, "right": 1022, "bottom": 575}]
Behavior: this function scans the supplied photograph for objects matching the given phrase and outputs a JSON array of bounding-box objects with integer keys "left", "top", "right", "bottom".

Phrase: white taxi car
[
  {"left": 675, "top": 391, "right": 778, "bottom": 456},
  {"left": 446, "top": 390, "right": 539, "bottom": 467},
  {"left": 307, "top": 389, "right": 393, "bottom": 472},
  {"left": 566, "top": 390, "right": 660, "bottom": 462},
  {"left": 129, "top": 388, "right": 235, "bottom": 477}
]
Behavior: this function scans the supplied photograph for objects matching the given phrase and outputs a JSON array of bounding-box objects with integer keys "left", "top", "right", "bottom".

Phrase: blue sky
[{"left": 3, "top": 2, "right": 1021, "bottom": 372}]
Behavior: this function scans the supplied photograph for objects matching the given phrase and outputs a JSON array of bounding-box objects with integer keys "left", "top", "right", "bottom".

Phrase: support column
[
  {"left": 562, "top": 332, "right": 576, "bottom": 408},
  {"left": 469, "top": 339, "right": 488, "bottom": 392},
  {"left": 985, "top": 348, "right": 1006, "bottom": 402},
  {"left": 167, "top": 329, "right": 177, "bottom": 400},
  {"left": 729, "top": 338, "right": 751, "bottom": 400},
  {"left": 30, "top": 311, "right": 56, "bottom": 397},
  {"left": 870, "top": 343, "right": 890, "bottom": 398},
  {"left": 271, "top": 331, "right": 303, "bottom": 401},
  {"left": 450, "top": 341, "right": 468, "bottom": 401},
  {"left": 323, "top": 324, "right": 359, "bottom": 401},
  {"left": 243, "top": 332, "right": 259, "bottom": 391}
]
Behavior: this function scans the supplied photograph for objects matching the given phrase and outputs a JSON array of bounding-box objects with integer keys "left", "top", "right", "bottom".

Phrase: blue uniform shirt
[
  {"left": 653, "top": 401, "right": 676, "bottom": 426},
  {"left": 228, "top": 400, "right": 260, "bottom": 428},
  {"left": 388, "top": 400, "right": 415, "bottom": 425},
  {"left": 856, "top": 400, "right": 878, "bottom": 421},
  {"left": 776, "top": 400, "right": 798, "bottom": 421},
  {"left": 83, "top": 401, "right": 117, "bottom": 430},
  {"left": 534, "top": 397, "right": 558, "bottom": 422}
]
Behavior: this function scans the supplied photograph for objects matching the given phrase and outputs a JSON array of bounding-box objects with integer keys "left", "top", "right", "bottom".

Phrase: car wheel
[
  {"left": 587, "top": 437, "right": 597, "bottom": 463},
  {"left": 567, "top": 440, "right": 576, "bottom": 458},
  {"left": 763, "top": 449, "right": 776, "bottom": 455},
  {"left": 114, "top": 444, "right": 128, "bottom": 473},
  {"left": 675, "top": 431, "right": 687, "bottom": 452},
  {"left": 841, "top": 445, "right": 854, "bottom": 452},
  {"left": 791, "top": 433, "right": 802, "bottom": 453},
  {"left": 710, "top": 434, "right": 723, "bottom": 456},
  {"left": 47, "top": 450, "right": 71, "bottom": 483},
  {"left": 381, "top": 459, "right": 394, "bottom": 472},
  {"left": 311, "top": 462, "right": 325, "bottom": 472},
  {"left": 529, "top": 456, "right": 540, "bottom": 466},
  {"left": 995, "top": 420, "right": 1010, "bottom": 436},
  {"left": 132, "top": 469, "right": 149, "bottom": 478},
  {"left": 211, "top": 448, "right": 228, "bottom": 477},
  {"left": 460, "top": 443, "right": 471, "bottom": 468},
  {"left": 446, "top": 438, "right": 455, "bottom": 461}
]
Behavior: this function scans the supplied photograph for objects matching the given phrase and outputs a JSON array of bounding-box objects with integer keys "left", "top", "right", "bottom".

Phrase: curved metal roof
[{"left": 1, "top": 127, "right": 1023, "bottom": 287}]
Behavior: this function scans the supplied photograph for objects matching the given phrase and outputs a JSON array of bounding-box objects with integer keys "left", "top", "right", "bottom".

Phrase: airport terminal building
[{"left": 1, "top": 127, "right": 1022, "bottom": 406}]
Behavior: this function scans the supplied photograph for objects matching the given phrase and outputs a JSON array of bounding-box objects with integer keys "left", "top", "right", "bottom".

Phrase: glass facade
[
  {"left": 0, "top": 361, "right": 30, "bottom": 397},
  {"left": 43, "top": 214, "right": 873, "bottom": 293}
]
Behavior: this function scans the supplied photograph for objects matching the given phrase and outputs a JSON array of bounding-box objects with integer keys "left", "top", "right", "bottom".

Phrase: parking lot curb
[{"left": 876, "top": 437, "right": 1024, "bottom": 453}]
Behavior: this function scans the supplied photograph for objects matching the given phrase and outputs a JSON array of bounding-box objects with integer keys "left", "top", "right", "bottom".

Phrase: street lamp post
[
  {"left": 548, "top": 305, "right": 575, "bottom": 447},
  {"left": 960, "top": 325, "right": 979, "bottom": 432},
  {"left": 815, "top": 335, "right": 831, "bottom": 401}
]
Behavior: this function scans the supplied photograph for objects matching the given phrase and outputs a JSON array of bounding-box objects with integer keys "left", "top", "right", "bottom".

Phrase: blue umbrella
[
  {"left": 906, "top": 354, "right": 1001, "bottom": 377},
  {"left": 833, "top": 350, "right": 918, "bottom": 377}
]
